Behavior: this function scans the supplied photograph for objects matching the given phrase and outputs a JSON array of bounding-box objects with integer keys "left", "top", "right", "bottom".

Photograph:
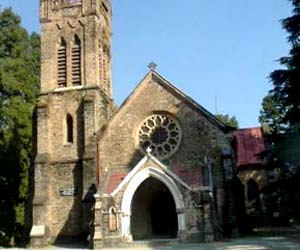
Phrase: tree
[
  {"left": 259, "top": 94, "right": 286, "bottom": 134},
  {"left": 260, "top": 0, "right": 300, "bottom": 133},
  {"left": 259, "top": 0, "right": 300, "bottom": 223},
  {"left": 260, "top": 0, "right": 300, "bottom": 164},
  {"left": 0, "top": 7, "right": 40, "bottom": 246},
  {"left": 215, "top": 114, "right": 239, "bottom": 129}
]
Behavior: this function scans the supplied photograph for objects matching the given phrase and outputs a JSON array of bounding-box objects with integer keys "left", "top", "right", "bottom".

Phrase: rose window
[{"left": 138, "top": 114, "right": 182, "bottom": 159}]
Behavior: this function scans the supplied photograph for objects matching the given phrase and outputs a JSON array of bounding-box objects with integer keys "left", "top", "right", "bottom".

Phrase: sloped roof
[
  {"left": 103, "top": 154, "right": 210, "bottom": 196},
  {"left": 173, "top": 166, "right": 203, "bottom": 188},
  {"left": 104, "top": 173, "right": 127, "bottom": 194},
  {"left": 149, "top": 71, "right": 232, "bottom": 132},
  {"left": 234, "top": 127, "right": 266, "bottom": 167},
  {"left": 103, "top": 70, "right": 232, "bottom": 136}
]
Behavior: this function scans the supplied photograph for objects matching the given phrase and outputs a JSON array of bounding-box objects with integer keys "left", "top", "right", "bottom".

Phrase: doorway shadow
[{"left": 131, "top": 177, "right": 178, "bottom": 240}]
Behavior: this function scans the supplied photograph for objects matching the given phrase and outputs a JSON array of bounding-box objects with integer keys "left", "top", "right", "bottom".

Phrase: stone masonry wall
[
  {"left": 98, "top": 74, "right": 231, "bottom": 189},
  {"left": 34, "top": 87, "right": 111, "bottom": 241},
  {"left": 34, "top": 0, "right": 113, "bottom": 245},
  {"left": 95, "top": 74, "right": 234, "bottom": 244},
  {"left": 47, "top": 162, "right": 83, "bottom": 238}
]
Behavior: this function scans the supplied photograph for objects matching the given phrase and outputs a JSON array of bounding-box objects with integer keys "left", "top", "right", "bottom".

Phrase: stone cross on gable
[
  {"left": 148, "top": 62, "right": 157, "bottom": 71},
  {"left": 146, "top": 147, "right": 152, "bottom": 155}
]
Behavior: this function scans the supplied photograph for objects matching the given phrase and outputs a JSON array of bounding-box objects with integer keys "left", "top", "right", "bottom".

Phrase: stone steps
[{"left": 127, "top": 238, "right": 179, "bottom": 248}]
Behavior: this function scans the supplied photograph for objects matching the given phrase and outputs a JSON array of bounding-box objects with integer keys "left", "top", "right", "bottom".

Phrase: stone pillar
[
  {"left": 203, "top": 201, "right": 214, "bottom": 242},
  {"left": 93, "top": 194, "right": 103, "bottom": 249},
  {"left": 83, "top": 95, "right": 96, "bottom": 159},
  {"left": 176, "top": 208, "right": 186, "bottom": 241},
  {"left": 216, "top": 188, "right": 226, "bottom": 230},
  {"left": 30, "top": 156, "right": 50, "bottom": 246},
  {"left": 183, "top": 191, "right": 205, "bottom": 242},
  {"left": 82, "top": 95, "right": 97, "bottom": 234}
]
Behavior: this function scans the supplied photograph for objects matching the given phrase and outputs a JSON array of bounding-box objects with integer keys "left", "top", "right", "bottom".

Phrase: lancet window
[
  {"left": 57, "top": 38, "right": 67, "bottom": 86},
  {"left": 72, "top": 35, "right": 81, "bottom": 85},
  {"left": 66, "top": 113, "right": 73, "bottom": 143}
]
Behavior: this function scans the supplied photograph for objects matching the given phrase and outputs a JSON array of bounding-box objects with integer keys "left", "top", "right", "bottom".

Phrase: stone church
[{"left": 30, "top": 0, "right": 265, "bottom": 248}]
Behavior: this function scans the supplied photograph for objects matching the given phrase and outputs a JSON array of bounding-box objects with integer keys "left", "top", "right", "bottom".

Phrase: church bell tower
[
  {"left": 30, "top": 0, "right": 114, "bottom": 245},
  {"left": 39, "top": 0, "right": 113, "bottom": 96}
]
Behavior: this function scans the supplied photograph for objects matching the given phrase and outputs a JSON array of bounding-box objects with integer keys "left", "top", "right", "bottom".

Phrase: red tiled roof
[
  {"left": 234, "top": 127, "right": 266, "bottom": 167},
  {"left": 105, "top": 173, "right": 127, "bottom": 194},
  {"left": 173, "top": 166, "right": 203, "bottom": 188},
  {"left": 105, "top": 167, "right": 203, "bottom": 194}
]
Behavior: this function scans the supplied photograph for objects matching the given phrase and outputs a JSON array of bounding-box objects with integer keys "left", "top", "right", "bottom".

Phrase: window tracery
[{"left": 138, "top": 114, "right": 182, "bottom": 159}]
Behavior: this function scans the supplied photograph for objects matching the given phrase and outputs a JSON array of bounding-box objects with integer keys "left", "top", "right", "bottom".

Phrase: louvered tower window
[
  {"left": 102, "top": 49, "right": 107, "bottom": 87},
  {"left": 72, "top": 35, "right": 81, "bottom": 85},
  {"left": 99, "top": 44, "right": 103, "bottom": 85},
  {"left": 99, "top": 45, "right": 109, "bottom": 94},
  {"left": 102, "top": 47, "right": 108, "bottom": 92},
  {"left": 57, "top": 38, "right": 67, "bottom": 86}
]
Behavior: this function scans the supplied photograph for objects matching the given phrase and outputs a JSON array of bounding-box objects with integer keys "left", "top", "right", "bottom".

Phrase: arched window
[
  {"left": 57, "top": 37, "right": 67, "bottom": 86},
  {"left": 72, "top": 35, "right": 81, "bottom": 85},
  {"left": 99, "top": 45, "right": 109, "bottom": 93},
  {"left": 109, "top": 206, "right": 118, "bottom": 231},
  {"left": 99, "top": 44, "right": 103, "bottom": 85},
  {"left": 102, "top": 47, "right": 108, "bottom": 89},
  {"left": 66, "top": 114, "right": 73, "bottom": 143},
  {"left": 247, "top": 178, "right": 261, "bottom": 211}
]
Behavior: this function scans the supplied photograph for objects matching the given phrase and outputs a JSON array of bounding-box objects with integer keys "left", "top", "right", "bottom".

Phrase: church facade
[{"left": 30, "top": 0, "right": 245, "bottom": 248}]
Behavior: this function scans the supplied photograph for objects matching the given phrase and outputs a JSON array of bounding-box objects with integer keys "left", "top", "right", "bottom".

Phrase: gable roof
[
  {"left": 234, "top": 127, "right": 267, "bottom": 168},
  {"left": 102, "top": 70, "right": 232, "bottom": 137},
  {"left": 150, "top": 70, "right": 233, "bottom": 132}
]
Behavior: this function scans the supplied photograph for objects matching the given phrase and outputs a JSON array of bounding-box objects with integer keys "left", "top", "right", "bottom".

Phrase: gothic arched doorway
[
  {"left": 130, "top": 177, "right": 178, "bottom": 240},
  {"left": 120, "top": 167, "right": 186, "bottom": 242}
]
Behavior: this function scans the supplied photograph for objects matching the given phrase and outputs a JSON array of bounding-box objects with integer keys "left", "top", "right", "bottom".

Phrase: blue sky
[{"left": 0, "top": 0, "right": 292, "bottom": 128}]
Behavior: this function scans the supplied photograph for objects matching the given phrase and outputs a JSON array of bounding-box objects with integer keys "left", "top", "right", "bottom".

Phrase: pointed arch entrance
[
  {"left": 121, "top": 167, "right": 186, "bottom": 242},
  {"left": 131, "top": 177, "right": 178, "bottom": 239}
]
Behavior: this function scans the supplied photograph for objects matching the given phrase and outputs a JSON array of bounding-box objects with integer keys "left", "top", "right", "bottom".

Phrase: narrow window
[
  {"left": 102, "top": 47, "right": 108, "bottom": 92},
  {"left": 72, "top": 35, "right": 81, "bottom": 85},
  {"left": 66, "top": 114, "right": 73, "bottom": 143},
  {"left": 99, "top": 44, "right": 103, "bottom": 85},
  {"left": 247, "top": 179, "right": 261, "bottom": 211},
  {"left": 103, "top": 51, "right": 107, "bottom": 86},
  {"left": 99, "top": 45, "right": 110, "bottom": 94},
  {"left": 58, "top": 38, "right": 67, "bottom": 86},
  {"left": 109, "top": 207, "right": 118, "bottom": 231}
]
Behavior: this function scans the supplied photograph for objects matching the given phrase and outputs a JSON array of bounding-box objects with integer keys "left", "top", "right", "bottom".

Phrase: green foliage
[
  {"left": 259, "top": 0, "right": 300, "bottom": 164},
  {"left": 215, "top": 114, "right": 239, "bottom": 129},
  {"left": 260, "top": 0, "right": 300, "bottom": 222},
  {"left": 259, "top": 94, "right": 286, "bottom": 134},
  {"left": 0, "top": 7, "right": 40, "bottom": 246},
  {"left": 260, "top": 0, "right": 300, "bottom": 133}
]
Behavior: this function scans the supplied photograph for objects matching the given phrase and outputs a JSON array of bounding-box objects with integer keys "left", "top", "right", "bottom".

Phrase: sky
[{"left": 0, "top": 0, "right": 292, "bottom": 128}]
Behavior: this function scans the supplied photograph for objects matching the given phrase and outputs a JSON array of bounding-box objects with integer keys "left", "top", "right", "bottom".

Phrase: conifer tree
[
  {"left": 215, "top": 114, "right": 239, "bottom": 129},
  {"left": 0, "top": 7, "right": 40, "bottom": 245},
  {"left": 260, "top": 0, "right": 300, "bottom": 222},
  {"left": 260, "top": 0, "right": 300, "bottom": 133}
]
